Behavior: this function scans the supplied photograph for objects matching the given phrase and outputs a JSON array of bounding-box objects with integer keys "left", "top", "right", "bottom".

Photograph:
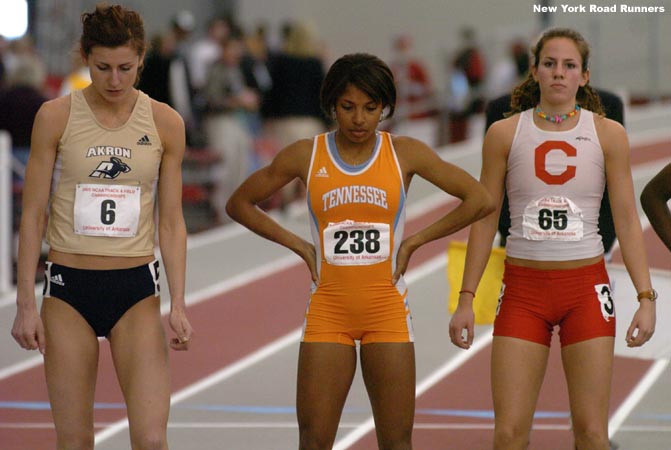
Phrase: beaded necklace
[{"left": 535, "top": 104, "right": 580, "bottom": 124}]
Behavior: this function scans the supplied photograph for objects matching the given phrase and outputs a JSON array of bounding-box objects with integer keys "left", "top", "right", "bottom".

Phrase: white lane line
[
  {"left": 0, "top": 421, "right": 576, "bottom": 431},
  {"left": 12, "top": 421, "right": 671, "bottom": 433},
  {"left": 0, "top": 422, "right": 115, "bottom": 429},
  {"left": 95, "top": 253, "right": 450, "bottom": 445},
  {"left": 0, "top": 354, "right": 44, "bottom": 382},
  {"left": 333, "top": 328, "right": 493, "bottom": 450},
  {"left": 161, "top": 253, "right": 301, "bottom": 314},
  {"left": 608, "top": 358, "right": 670, "bottom": 438}
]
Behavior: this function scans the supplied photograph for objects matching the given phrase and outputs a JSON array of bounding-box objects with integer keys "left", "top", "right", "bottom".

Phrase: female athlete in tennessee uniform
[
  {"left": 227, "top": 53, "right": 493, "bottom": 449},
  {"left": 449, "top": 28, "right": 656, "bottom": 450},
  {"left": 304, "top": 130, "right": 412, "bottom": 346}
]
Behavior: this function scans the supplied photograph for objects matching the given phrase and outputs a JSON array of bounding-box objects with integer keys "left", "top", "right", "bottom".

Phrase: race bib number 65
[
  {"left": 74, "top": 183, "right": 141, "bottom": 237},
  {"left": 523, "top": 196, "right": 583, "bottom": 241},
  {"left": 323, "top": 220, "right": 390, "bottom": 266}
]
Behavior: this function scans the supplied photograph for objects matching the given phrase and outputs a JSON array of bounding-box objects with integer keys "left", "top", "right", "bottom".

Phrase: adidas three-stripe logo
[
  {"left": 50, "top": 274, "right": 65, "bottom": 286},
  {"left": 137, "top": 135, "right": 151, "bottom": 145},
  {"left": 315, "top": 166, "right": 329, "bottom": 178}
]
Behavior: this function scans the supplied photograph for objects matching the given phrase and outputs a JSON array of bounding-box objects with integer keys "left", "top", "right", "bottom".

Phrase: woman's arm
[
  {"left": 599, "top": 118, "right": 655, "bottom": 347},
  {"left": 449, "top": 118, "right": 513, "bottom": 349},
  {"left": 12, "top": 98, "right": 68, "bottom": 353},
  {"left": 154, "top": 101, "right": 192, "bottom": 350},
  {"left": 226, "top": 140, "right": 318, "bottom": 281},
  {"left": 640, "top": 162, "right": 671, "bottom": 252}
]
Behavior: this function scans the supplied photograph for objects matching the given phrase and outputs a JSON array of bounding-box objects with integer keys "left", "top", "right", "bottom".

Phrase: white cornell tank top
[{"left": 505, "top": 108, "right": 605, "bottom": 261}]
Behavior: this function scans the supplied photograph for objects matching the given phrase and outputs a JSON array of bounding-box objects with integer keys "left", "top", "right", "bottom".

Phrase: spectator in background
[
  {"left": 241, "top": 24, "right": 273, "bottom": 98},
  {"left": 240, "top": 23, "right": 273, "bottom": 140},
  {"left": 390, "top": 34, "right": 434, "bottom": 121},
  {"left": 0, "top": 52, "right": 47, "bottom": 242},
  {"left": 0, "top": 35, "right": 7, "bottom": 89},
  {"left": 486, "top": 38, "right": 529, "bottom": 101},
  {"left": 0, "top": 55, "right": 47, "bottom": 165},
  {"left": 260, "top": 19, "right": 327, "bottom": 209},
  {"left": 188, "top": 16, "right": 232, "bottom": 94},
  {"left": 168, "top": 10, "right": 196, "bottom": 140},
  {"left": 448, "top": 26, "right": 486, "bottom": 142},
  {"left": 138, "top": 31, "right": 177, "bottom": 105},
  {"left": 58, "top": 51, "right": 92, "bottom": 96},
  {"left": 203, "top": 31, "right": 259, "bottom": 222}
]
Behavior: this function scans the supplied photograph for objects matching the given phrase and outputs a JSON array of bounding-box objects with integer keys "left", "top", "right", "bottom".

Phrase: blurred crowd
[{"left": 0, "top": 13, "right": 531, "bottom": 230}]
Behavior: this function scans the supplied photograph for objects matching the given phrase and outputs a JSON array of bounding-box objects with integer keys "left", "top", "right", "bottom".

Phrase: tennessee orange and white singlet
[{"left": 303, "top": 131, "right": 413, "bottom": 345}]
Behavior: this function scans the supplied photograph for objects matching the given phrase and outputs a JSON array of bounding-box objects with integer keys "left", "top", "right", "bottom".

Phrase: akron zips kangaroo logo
[
  {"left": 87, "top": 146, "right": 133, "bottom": 179},
  {"left": 90, "top": 156, "right": 132, "bottom": 179}
]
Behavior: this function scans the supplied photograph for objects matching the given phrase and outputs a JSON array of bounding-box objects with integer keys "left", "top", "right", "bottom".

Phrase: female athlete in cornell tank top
[
  {"left": 449, "top": 28, "right": 657, "bottom": 450},
  {"left": 227, "top": 53, "right": 493, "bottom": 449},
  {"left": 11, "top": 5, "right": 193, "bottom": 449}
]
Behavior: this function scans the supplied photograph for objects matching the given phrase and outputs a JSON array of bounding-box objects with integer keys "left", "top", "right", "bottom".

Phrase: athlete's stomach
[
  {"left": 505, "top": 254, "right": 604, "bottom": 270},
  {"left": 47, "top": 249, "right": 155, "bottom": 270}
]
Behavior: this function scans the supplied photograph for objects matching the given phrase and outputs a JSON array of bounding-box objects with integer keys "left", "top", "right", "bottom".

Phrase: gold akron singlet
[
  {"left": 45, "top": 90, "right": 162, "bottom": 257},
  {"left": 305, "top": 131, "right": 411, "bottom": 340}
]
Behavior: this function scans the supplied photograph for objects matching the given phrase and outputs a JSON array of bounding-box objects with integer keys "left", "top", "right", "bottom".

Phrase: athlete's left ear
[{"left": 580, "top": 68, "right": 590, "bottom": 87}]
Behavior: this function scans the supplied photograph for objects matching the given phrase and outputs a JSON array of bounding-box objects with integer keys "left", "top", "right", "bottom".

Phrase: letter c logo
[{"left": 534, "top": 141, "right": 577, "bottom": 185}]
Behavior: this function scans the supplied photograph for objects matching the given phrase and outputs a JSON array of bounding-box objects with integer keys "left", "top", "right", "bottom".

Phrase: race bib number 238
[{"left": 323, "top": 220, "right": 390, "bottom": 266}]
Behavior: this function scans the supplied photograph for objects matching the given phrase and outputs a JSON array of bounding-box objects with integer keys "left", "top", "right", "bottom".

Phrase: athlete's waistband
[
  {"left": 503, "top": 258, "right": 606, "bottom": 280},
  {"left": 46, "top": 259, "right": 158, "bottom": 273}
]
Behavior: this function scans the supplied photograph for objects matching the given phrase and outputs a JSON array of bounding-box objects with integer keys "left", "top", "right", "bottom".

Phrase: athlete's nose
[
  {"left": 109, "top": 69, "right": 122, "bottom": 86},
  {"left": 352, "top": 108, "right": 365, "bottom": 125}
]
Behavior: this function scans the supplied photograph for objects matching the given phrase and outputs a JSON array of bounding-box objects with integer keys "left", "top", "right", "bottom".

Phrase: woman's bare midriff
[
  {"left": 505, "top": 254, "right": 604, "bottom": 270},
  {"left": 47, "top": 249, "right": 155, "bottom": 270}
]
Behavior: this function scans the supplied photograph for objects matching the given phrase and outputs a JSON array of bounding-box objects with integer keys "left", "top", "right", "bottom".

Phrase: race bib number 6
[
  {"left": 74, "top": 183, "right": 141, "bottom": 237},
  {"left": 323, "top": 220, "right": 390, "bottom": 266}
]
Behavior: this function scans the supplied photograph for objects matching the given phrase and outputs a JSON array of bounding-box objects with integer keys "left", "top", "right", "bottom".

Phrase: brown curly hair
[{"left": 509, "top": 28, "right": 604, "bottom": 116}]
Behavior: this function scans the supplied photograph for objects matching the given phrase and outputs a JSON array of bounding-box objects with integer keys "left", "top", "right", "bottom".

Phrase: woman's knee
[
  {"left": 376, "top": 431, "right": 413, "bottom": 450},
  {"left": 493, "top": 424, "right": 531, "bottom": 450},
  {"left": 130, "top": 429, "right": 167, "bottom": 450},
  {"left": 56, "top": 430, "right": 94, "bottom": 450},
  {"left": 573, "top": 424, "right": 609, "bottom": 450},
  {"left": 298, "top": 428, "right": 336, "bottom": 450}
]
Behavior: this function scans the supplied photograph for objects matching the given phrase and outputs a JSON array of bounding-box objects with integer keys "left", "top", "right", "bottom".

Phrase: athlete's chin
[
  {"left": 346, "top": 130, "right": 374, "bottom": 142},
  {"left": 103, "top": 89, "right": 131, "bottom": 101}
]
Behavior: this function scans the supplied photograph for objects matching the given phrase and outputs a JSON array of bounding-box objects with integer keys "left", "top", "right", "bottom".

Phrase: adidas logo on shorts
[
  {"left": 137, "top": 135, "right": 152, "bottom": 145},
  {"left": 315, "top": 166, "right": 329, "bottom": 178},
  {"left": 50, "top": 274, "right": 65, "bottom": 286}
]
